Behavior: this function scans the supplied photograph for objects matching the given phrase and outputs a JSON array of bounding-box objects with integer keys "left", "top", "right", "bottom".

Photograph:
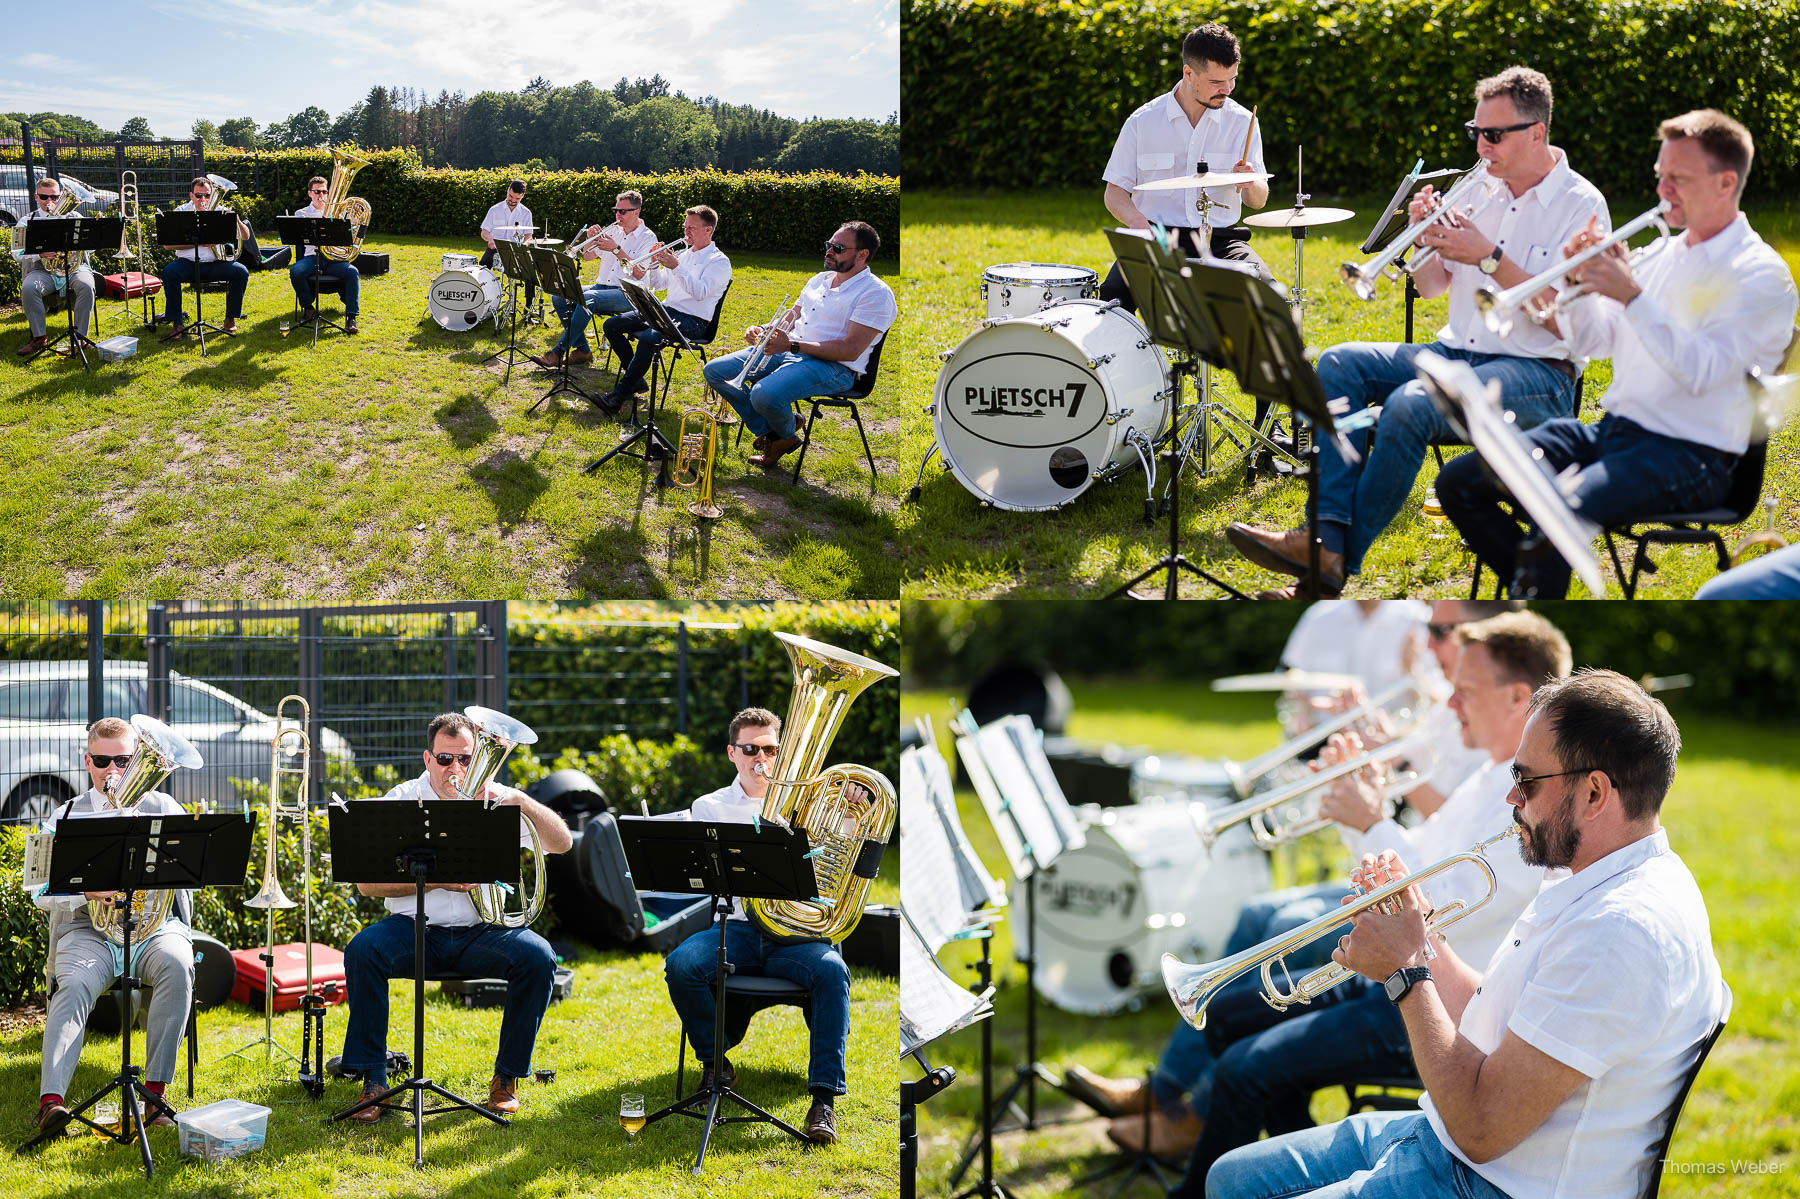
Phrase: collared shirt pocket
[{"left": 1137, "top": 153, "right": 1175, "bottom": 180}]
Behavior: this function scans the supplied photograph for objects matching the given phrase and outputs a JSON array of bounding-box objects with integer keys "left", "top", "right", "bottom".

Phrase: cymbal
[
  {"left": 531, "top": 238, "right": 565, "bottom": 247},
  {"left": 1211, "top": 670, "right": 1363, "bottom": 693},
  {"left": 1243, "top": 206, "right": 1358, "bottom": 229},
  {"left": 1136, "top": 170, "right": 1273, "bottom": 192},
  {"left": 489, "top": 224, "right": 538, "bottom": 232}
]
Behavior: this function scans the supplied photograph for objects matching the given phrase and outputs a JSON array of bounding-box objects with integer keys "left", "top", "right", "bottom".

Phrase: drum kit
[{"left": 426, "top": 225, "right": 559, "bottom": 332}]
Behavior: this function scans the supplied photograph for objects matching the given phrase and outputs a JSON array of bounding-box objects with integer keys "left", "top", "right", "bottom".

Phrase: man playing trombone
[
  {"left": 1226, "top": 67, "right": 1608, "bottom": 598},
  {"left": 1208, "top": 670, "right": 1725, "bottom": 1199},
  {"left": 533, "top": 190, "right": 658, "bottom": 370},
  {"left": 1438, "top": 109, "right": 1799, "bottom": 597},
  {"left": 591, "top": 205, "right": 732, "bottom": 414}
]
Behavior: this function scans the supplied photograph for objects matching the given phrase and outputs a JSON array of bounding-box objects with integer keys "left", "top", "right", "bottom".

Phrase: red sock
[
  {"left": 40, "top": 1094, "right": 63, "bottom": 1110},
  {"left": 145, "top": 1081, "right": 166, "bottom": 1098}
]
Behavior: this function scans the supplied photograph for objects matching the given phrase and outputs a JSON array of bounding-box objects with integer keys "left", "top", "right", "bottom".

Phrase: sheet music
[
  {"left": 901, "top": 748, "right": 986, "bottom": 952},
  {"left": 999, "top": 715, "right": 1086, "bottom": 854},
  {"left": 900, "top": 909, "right": 994, "bottom": 1057},
  {"left": 972, "top": 718, "right": 1066, "bottom": 870},
  {"left": 956, "top": 729, "right": 1037, "bottom": 880},
  {"left": 916, "top": 739, "right": 1007, "bottom": 914}
]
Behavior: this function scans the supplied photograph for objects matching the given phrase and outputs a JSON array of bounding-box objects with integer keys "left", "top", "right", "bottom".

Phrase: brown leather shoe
[
  {"left": 488, "top": 1075, "right": 521, "bottom": 1115},
  {"left": 531, "top": 351, "right": 563, "bottom": 369},
  {"left": 16, "top": 335, "right": 49, "bottom": 357},
  {"left": 1225, "top": 523, "right": 1346, "bottom": 590},
  {"left": 345, "top": 1083, "right": 388, "bottom": 1123},
  {"left": 804, "top": 1098, "right": 838, "bottom": 1144},
  {"left": 36, "top": 1102, "right": 71, "bottom": 1137},
  {"left": 1258, "top": 577, "right": 1344, "bottom": 600},
  {"left": 752, "top": 433, "right": 770, "bottom": 450},
  {"left": 222, "top": 319, "right": 239, "bottom": 335},
  {"left": 1106, "top": 1107, "right": 1205, "bottom": 1167},
  {"left": 144, "top": 1103, "right": 177, "bottom": 1129},
  {"left": 1064, "top": 1065, "right": 1153, "bottom": 1118},
  {"left": 564, "top": 349, "right": 593, "bottom": 365},
  {"left": 345, "top": 316, "right": 359, "bottom": 334},
  {"left": 748, "top": 434, "right": 803, "bottom": 468}
]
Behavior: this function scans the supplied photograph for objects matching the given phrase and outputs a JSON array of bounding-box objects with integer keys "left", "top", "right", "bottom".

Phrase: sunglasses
[
  {"left": 88, "top": 753, "right": 133, "bottom": 769},
  {"left": 432, "top": 752, "right": 475, "bottom": 767},
  {"left": 1426, "top": 622, "right": 1460, "bottom": 640},
  {"left": 732, "top": 743, "right": 781, "bottom": 757},
  {"left": 613, "top": 206, "right": 638, "bottom": 213},
  {"left": 38, "top": 192, "right": 59, "bottom": 200},
  {"left": 824, "top": 241, "right": 851, "bottom": 254},
  {"left": 310, "top": 188, "right": 328, "bottom": 194},
  {"left": 1464, "top": 120, "right": 1538, "bottom": 144},
  {"left": 1509, "top": 764, "right": 1599, "bottom": 799}
]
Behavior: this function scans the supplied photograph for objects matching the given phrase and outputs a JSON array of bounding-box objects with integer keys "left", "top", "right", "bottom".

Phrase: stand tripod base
[
  {"left": 643, "top": 1080, "right": 813, "bottom": 1175},
  {"left": 948, "top": 1062, "right": 1100, "bottom": 1189},
  {"left": 584, "top": 423, "right": 677, "bottom": 486},
  {"left": 331, "top": 1074, "right": 509, "bottom": 1169},
  {"left": 20, "top": 1070, "right": 176, "bottom": 1180}
]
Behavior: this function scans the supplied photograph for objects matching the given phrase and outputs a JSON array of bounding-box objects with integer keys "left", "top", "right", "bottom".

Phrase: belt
[{"left": 1543, "top": 357, "right": 1579, "bottom": 383}]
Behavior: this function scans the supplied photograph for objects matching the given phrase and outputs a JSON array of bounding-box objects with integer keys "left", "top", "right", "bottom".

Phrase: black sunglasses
[
  {"left": 432, "top": 752, "right": 474, "bottom": 767},
  {"left": 613, "top": 206, "right": 638, "bottom": 213},
  {"left": 731, "top": 743, "right": 781, "bottom": 757},
  {"left": 88, "top": 753, "right": 133, "bottom": 769},
  {"left": 1510, "top": 764, "right": 1600, "bottom": 798},
  {"left": 37, "top": 192, "right": 59, "bottom": 200},
  {"left": 1465, "top": 120, "right": 1538, "bottom": 144},
  {"left": 824, "top": 241, "right": 851, "bottom": 254},
  {"left": 1426, "top": 622, "right": 1460, "bottom": 640}
]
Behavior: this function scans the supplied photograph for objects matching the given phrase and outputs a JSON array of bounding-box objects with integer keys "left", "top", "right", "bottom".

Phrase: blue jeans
[
  {"left": 702, "top": 349, "right": 857, "bottom": 440},
  {"left": 663, "top": 920, "right": 851, "bottom": 1094},
  {"left": 1314, "top": 343, "right": 1575, "bottom": 573},
  {"left": 1155, "top": 881, "right": 1351, "bottom": 1112},
  {"left": 1696, "top": 542, "right": 1800, "bottom": 599},
  {"left": 341, "top": 914, "right": 556, "bottom": 1085},
  {"left": 551, "top": 284, "right": 634, "bottom": 353},
  {"left": 1205, "top": 1111, "right": 1512, "bottom": 1199},
  {"left": 289, "top": 255, "right": 360, "bottom": 316},
  {"left": 159, "top": 256, "right": 249, "bottom": 321},
  {"left": 601, "top": 309, "right": 711, "bottom": 393},
  {"left": 1437, "top": 413, "right": 1738, "bottom": 597}
]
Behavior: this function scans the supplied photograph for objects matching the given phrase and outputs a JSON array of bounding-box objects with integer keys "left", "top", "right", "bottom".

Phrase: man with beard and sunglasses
[
  {"left": 702, "top": 220, "right": 894, "bottom": 470},
  {"left": 1208, "top": 669, "right": 1724, "bottom": 1199},
  {"left": 338, "top": 713, "right": 572, "bottom": 1123}
]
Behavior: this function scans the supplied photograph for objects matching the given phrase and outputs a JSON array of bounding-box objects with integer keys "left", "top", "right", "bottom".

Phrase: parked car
[
  {"left": 0, "top": 167, "right": 121, "bottom": 225},
  {"left": 0, "top": 661, "right": 354, "bottom": 823}
]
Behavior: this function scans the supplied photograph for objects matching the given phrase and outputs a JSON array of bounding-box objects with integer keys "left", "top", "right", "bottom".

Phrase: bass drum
[
  {"left": 933, "top": 299, "right": 1170, "bottom": 511},
  {"left": 981, "top": 262, "right": 1097, "bottom": 320},
  {"left": 1020, "top": 799, "right": 1271, "bottom": 1015},
  {"left": 427, "top": 265, "right": 502, "bottom": 331}
]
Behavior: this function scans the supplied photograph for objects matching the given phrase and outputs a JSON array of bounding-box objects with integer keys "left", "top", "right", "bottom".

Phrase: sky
[{"left": 3, "top": 0, "right": 900, "bottom": 135}]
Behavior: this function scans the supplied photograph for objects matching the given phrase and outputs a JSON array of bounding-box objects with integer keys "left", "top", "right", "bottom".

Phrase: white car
[{"left": 0, "top": 661, "right": 354, "bottom": 823}]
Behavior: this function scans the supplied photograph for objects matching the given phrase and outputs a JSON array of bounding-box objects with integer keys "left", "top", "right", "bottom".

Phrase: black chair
[
  {"left": 785, "top": 334, "right": 885, "bottom": 486},
  {"left": 1338, "top": 1070, "right": 1423, "bottom": 1115},
  {"left": 1641, "top": 980, "right": 1731, "bottom": 1199},
  {"left": 673, "top": 973, "right": 812, "bottom": 1099},
  {"left": 1596, "top": 436, "right": 1768, "bottom": 598}
]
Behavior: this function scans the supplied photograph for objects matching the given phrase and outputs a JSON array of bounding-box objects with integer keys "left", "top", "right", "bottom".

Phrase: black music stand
[
  {"left": 153, "top": 210, "right": 238, "bottom": 357},
  {"left": 617, "top": 816, "right": 819, "bottom": 1174},
  {"left": 21, "top": 217, "right": 122, "bottom": 370},
  {"left": 18, "top": 812, "right": 257, "bottom": 1179},
  {"left": 1359, "top": 160, "right": 1465, "bottom": 344},
  {"left": 527, "top": 246, "right": 600, "bottom": 412},
  {"left": 582, "top": 275, "right": 682, "bottom": 485},
  {"left": 276, "top": 216, "right": 355, "bottom": 348},
  {"left": 483, "top": 239, "right": 538, "bottom": 381},
  {"left": 616, "top": 276, "right": 698, "bottom": 421},
  {"left": 326, "top": 798, "right": 520, "bottom": 1169}
]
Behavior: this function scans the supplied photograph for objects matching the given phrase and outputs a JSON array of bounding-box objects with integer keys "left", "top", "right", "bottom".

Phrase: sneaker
[{"left": 804, "top": 1098, "right": 838, "bottom": 1144}]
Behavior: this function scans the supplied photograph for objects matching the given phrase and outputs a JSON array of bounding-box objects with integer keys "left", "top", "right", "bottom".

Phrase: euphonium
[
  {"left": 320, "top": 146, "right": 373, "bottom": 263},
  {"left": 745, "top": 633, "right": 899, "bottom": 944},
  {"left": 33, "top": 184, "right": 83, "bottom": 281},
  {"left": 88, "top": 715, "right": 205, "bottom": 946},
  {"left": 454, "top": 706, "right": 547, "bottom": 929},
  {"left": 197, "top": 173, "right": 244, "bottom": 262},
  {"left": 674, "top": 405, "right": 722, "bottom": 519}
]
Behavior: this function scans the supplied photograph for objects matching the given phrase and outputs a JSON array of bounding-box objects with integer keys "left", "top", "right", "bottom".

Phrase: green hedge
[{"left": 902, "top": 0, "right": 1800, "bottom": 203}]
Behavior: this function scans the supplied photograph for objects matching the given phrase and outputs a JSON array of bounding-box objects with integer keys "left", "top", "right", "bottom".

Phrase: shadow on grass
[
  {"left": 470, "top": 448, "right": 553, "bottom": 529},
  {"left": 436, "top": 394, "right": 500, "bottom": 450}
]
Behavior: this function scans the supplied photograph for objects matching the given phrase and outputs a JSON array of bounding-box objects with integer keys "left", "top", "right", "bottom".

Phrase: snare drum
[
  {"left": 932, "top": 298, "right": 1170, "bottom": 511},
  {"left": 427, "top": 265, "right": 502, "bottom": 330},
  {"left": 441, "top": 252, "right": 479, "bottom": 271},
  {"left": 1020, "top": 799, "right": 1270, "bottom": 1014},
  {"left": 981, "top": 262, "right": 1097, "bottom": 320}
]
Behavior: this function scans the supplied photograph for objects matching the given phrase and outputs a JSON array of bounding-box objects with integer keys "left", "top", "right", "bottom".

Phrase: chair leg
[
  {"left": 187, "top": 1000, "right": 197, "bottom": 1099},
  {"left": 677, "top": 1028, "right": 687, "bottom": 1100},
  {"left": 1603, "top": 531, "right": 1633, "bottom": 600},
  {"left": 849, "top": 402, "right": 877, "bottom": 480},
  {"left": 791, "top": 402, "right": 821, "bottom": 484}
]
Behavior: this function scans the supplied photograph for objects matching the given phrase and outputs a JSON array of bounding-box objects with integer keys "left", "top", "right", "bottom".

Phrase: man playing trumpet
[
  {"left": 1439, "top": 109, "right": 1799, "bottom": 597},
  {"left": 592, "top": 205, "right": 733, "bottom": 414},
  {"left": 534, "top": 190, "right": 658, "bottom": 370}
]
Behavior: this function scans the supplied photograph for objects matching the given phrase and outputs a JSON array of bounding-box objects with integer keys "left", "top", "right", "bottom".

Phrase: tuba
[
  {"left": 319, "top": 146, "right": 373, "bottom": 262},
  {"left": 455, "top": 706, "right": 546, "bottom": 928},
  {"left": 673, "top": 405, "right": 722, "bottom": 519},
  {"left": 88, "top": 715, "right": 204, "bottom": 946},
  {"left": 744, "top": 633, "right": 899, "bottom": 944},
  {"left": 197, "top": 173, "right": 244, "bottom": 262}
]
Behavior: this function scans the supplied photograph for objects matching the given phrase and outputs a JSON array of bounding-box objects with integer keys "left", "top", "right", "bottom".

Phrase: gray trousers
[
  {"left": 42, "top": 925, "right": 192, "bottom": 1097},
  {"left": 22, "top": 267, "right": 97, "bottom": 339}
]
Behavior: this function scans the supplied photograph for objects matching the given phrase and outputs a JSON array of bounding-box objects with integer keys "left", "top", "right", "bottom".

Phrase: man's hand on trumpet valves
[
  {"left": 1316, "top": 732, "right": 1388, "bottom": 833},
  {"left": 1561, "top": 214, "right": 1642, "bottom": 304},
  {"left": 1417, "top": 207, "right": 1496, "bottom": 266},
  {"left": 1331, "top": 851, "right": 1435, "bottom": 981}
]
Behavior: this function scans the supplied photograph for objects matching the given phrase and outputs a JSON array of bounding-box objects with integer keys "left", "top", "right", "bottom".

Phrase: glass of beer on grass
[{"left": 620, "top": 1092, "right": 645, "bottom": 1143}]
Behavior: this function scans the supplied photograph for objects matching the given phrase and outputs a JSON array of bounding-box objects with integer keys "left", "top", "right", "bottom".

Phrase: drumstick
[{"left": 1239, "top": 106, "right": 1258, "bottom": 165}]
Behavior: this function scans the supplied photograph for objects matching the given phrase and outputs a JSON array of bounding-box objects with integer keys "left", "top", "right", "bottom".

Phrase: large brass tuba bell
[
  {"left": 88, "top": 715, "right": 204, "bottom": 946},
  {"left": 455, "top": 706, "right": 546, "bottom": 929},
  {"left": 744, "top": 633, "right": 898, "bottom": 945},
  {"left": 319, "top": 146, "right": 373, "bottom": 263}
]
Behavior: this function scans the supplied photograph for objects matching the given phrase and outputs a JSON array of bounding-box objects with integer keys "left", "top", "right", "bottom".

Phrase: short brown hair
[
  {"left": 1475, "top": 66, "right": 1553, "bottom": 130},
  {"left": 728, "top": 707, "right": 781, "bottom": 744},
  {"left": 87, "top": 717, "right": 133, "bottom": 744},
  {"left": 508, "top": 179, "right": 527, "bottom": 194},
  {"left": 838, "top": 220, "right": 880, "bottom": 258},
  {"left": 1659, "top": 109, "right": 1754, "bottom": 199},
  {"left": 425, "top": 712, "right": 476, "bottom": 749},
  {"left": 308, "top": 176, "right": 327, "bottom": 190},
  {"left": 1181, "top": 23, "right": 1241, "bottom": 70},
  {"left": 1528, "top": 669, "right": 1681, "bottom": 820},
  {"left": 616, "top": 189, "right": 643, "bottom": 211},
  {"left": 684, "top": 204, "right": 718, "bottom": 229},
  {"left": 1456, "top": 610, "right": 1572, "bottom": 689}
]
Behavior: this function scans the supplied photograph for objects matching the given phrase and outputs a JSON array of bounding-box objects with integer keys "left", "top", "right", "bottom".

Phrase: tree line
[{"left": 4, "top": 75, "right": 899, "bottom": 176}]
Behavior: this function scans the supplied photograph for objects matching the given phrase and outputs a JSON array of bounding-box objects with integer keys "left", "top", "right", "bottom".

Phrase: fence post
[
  {"left": 739, "top": 634, "right": 750, "bottom": 711},
  {"left": 300, "top": 607, "right": 324, "bottom": 805},
  {"left": 86, "top": 600, "right": 105, "bottom": 727},
  {"left": 677, "top": 621, "right": 691, "bottom": 736},
  {"left": 21, "top": 121, "right": 32, "bottom": 184},
  {"left": 146, "top": 604, "right": 170, "bottom": 722},
  {"left": 442, "top": 611, "right": 456, "bottom": 712},
  {"left": 477, "top": 601, "right": 508, "bottom": 712}
]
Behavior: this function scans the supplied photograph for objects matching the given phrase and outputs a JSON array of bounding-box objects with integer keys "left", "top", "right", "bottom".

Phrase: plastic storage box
[
  {"left": 96, "top": 335, "right": 138, "bottom": 363},
  {"left": 176, "top": 1098, "right": 270, "bottom": 1162}
]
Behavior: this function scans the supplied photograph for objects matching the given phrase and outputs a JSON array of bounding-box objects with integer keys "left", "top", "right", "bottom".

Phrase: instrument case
[
  {"left": 440, "top": 965, "right": 574, "bottom": 1009},
  {"left": 100, "top": 271, "right": 161, "bottom": 300},
  {"left": 548, "top": 811, "right": 712, "bottom": 955},
  {"left": 229, "top": 942, "right": 348, "bottom": 1011},
  {"left": 838, "top": 904, "right": 899, "bottom": 977},
  {"left": 355, "top": 251, "right": 390, "bottom": 275}
]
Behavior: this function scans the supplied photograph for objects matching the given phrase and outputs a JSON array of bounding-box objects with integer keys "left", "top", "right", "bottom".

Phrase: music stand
[
  {"left": 483, "top": 239, "right": 538, "bottom": 381},
  {"left": 527, "top": 246, "right": 600, "bottom": 413},
  {"left": 22, "top": 216, "right": 122, "bottom": 370},
  {"left": 18, "top": 812, "right": 256, "bottom": 1179},
  {"left": 1359, "top": 160, "right": 1466, "bottom": 344},
  {"left": 618, "top": 276, "right": 700, "bottom": 421},
  {"left": 275, "top": 216, "right": 355, "bottom": 347},
  {"left": 901, "top": 909, "right": 992, "bottom": 1199},
  {"left": 325, "top": 798, "right": 521, "bottom": 1169},
  {"left": 152, "top": 210, "right": 238, "bottom": 357},
  {"left": 583, "top": 279, "right": 684, "bottom": 484},
  {"left": 617, "top": 816, "right": 819, "bottom": 1174}
]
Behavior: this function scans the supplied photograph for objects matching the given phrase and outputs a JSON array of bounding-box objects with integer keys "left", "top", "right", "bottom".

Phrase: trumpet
[
  {"left": 625, "top": 237, "right": 688, "bottom": 274},
  {"left": 1162, "top": 825, "right": 1520, "bottom": 1027},
  {"left": 1195, "top": 730, "right": 1433, "bottom": 850},
  {"left": 1475, "top": 201, "right": 1673, "bottom": 337},
  {"left": 1340, "top": 163, "right": 1495, "bottom": 301},
  {"left": 569, "top": 222, "right": 624, "bottom": 258},
  {"left": 730, "top": 295, "right": 797, "bottom": 389},
  {"left": 1214, "top": 675, "right": 1430, "bottom": 801},
  {"left": 673, "top": 404, "right": 723, "bottom": 519}
]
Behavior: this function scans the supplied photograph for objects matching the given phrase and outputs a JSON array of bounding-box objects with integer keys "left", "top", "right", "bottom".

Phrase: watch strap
[{"left": 1386, "top": 965, "right": 1433, "bottom": 1004}]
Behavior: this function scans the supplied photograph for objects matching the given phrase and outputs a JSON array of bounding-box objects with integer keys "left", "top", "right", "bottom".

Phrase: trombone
[
  {"left": 674, "top": 404, "right": 723, "bottom": 519},
  {"left": 1340, "top": 163, "right": 1496, "bottom": 301},
  {"left": 1475, "top": 201, "right": 1673, "bottom": 337},
  {"left": 1162, "top": 826, "right": 1520, "bottom": 1028},
  {"left": 1195, "top": 730, "right": 1433, "bottom": 851}
]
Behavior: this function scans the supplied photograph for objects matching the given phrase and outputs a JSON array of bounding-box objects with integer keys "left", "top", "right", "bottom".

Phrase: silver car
[
  {"left": 0, "top": 660, "right": 353, "bottom": 823},
  {"left": 0, "top": 166, "right": 121, "bottom": 225}
]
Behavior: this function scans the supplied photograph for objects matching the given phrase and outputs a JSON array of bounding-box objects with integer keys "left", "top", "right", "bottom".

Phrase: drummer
[
  {"left": 1098, "top": 19, "right": 1274, "bottom": 316},
  {"left": 480, "top": 179, "right": 535, "bottom": 305}
]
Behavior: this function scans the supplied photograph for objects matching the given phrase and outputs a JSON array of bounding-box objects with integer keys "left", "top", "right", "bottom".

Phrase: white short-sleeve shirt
[
  {"left": 640, "top": 241, "right": 732, "bottom": 322},
  {"left": 1422, "top": 829, "right": 1725, "bottom": 1199},
  {"left": 792, "top": 267, "right": 897, "bottom": 375},
  {"left": 1103, "top": 89, "right": 1266, "bottom": 229},
  {"left": 673, "top": 776, "right": 763, "bottom": 919},
  {"left": 480, "top": 198, "right": 534, "bottom": 244},
  {"left": 1280, "top": 600, "right": 1429, "bottom": 698},
  {"left": 372, "top": 773, "right": 537, "bottom": 927},
  {"left": 172, "top": 199, "right": 235, "bottom": 264},
  {"left": 591, "top": 223, "right": 659, "bottom": 289}
]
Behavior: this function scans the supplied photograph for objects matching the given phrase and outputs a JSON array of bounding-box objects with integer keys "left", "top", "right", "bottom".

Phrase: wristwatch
[
  {"left": 1477, "top": 249, "right": 1503, "bottom": 275},
  {"left": 1384, "top": 965, "right": 1433, "bottom": 1004}
]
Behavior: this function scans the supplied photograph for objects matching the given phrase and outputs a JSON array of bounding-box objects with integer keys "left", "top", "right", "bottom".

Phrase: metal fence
[
  {"left": 0, "top": 603, "right": 750, "bottom": 826},
  {"left": 17, "top": 125, "right": 207, "bottom": 206}
]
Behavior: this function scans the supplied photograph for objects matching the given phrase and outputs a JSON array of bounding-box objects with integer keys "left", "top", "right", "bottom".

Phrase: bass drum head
[
  {"left": 933, "top": 300, "right": 1169, "bottom": 511},
  {"left": 427, "top": 266, "right": 502, "bottom": 331}
]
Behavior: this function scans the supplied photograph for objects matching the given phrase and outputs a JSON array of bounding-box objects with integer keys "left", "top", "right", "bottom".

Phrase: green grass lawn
[
  {"left": 894, "top": 189, "right": 1800, "bottom": 598},
  {"left": 0, "top": 234, "right": 905, "bottom": 599},
  {"left": 900, "top": 679, "right": 1800, "bottom": 1197},
  {"left": 0, "top": 872, "right": 900, "bottom": 1198}
]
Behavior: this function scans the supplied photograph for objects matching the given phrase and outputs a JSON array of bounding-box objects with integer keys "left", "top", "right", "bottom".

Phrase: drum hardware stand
[
  {"left": 1067, "top": 1066, "right": 1174, "bottom": 1198},
  {"left": 903, "top": 1050, "right": 958, "bottom": 1199}
]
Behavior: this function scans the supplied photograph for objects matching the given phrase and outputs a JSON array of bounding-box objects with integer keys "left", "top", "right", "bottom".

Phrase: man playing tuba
[
  {"left": 158, "top": 176, "right": 252, "bottom": 337},
  {"left": 30, "top": 718, "right": 194, "bottom": 1139},
  {"left": 338, "top": 712, "right": 572, "bottom": 1123},
  {"left": 288, "top": 175, "right": 362, "bottom": 333}
]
